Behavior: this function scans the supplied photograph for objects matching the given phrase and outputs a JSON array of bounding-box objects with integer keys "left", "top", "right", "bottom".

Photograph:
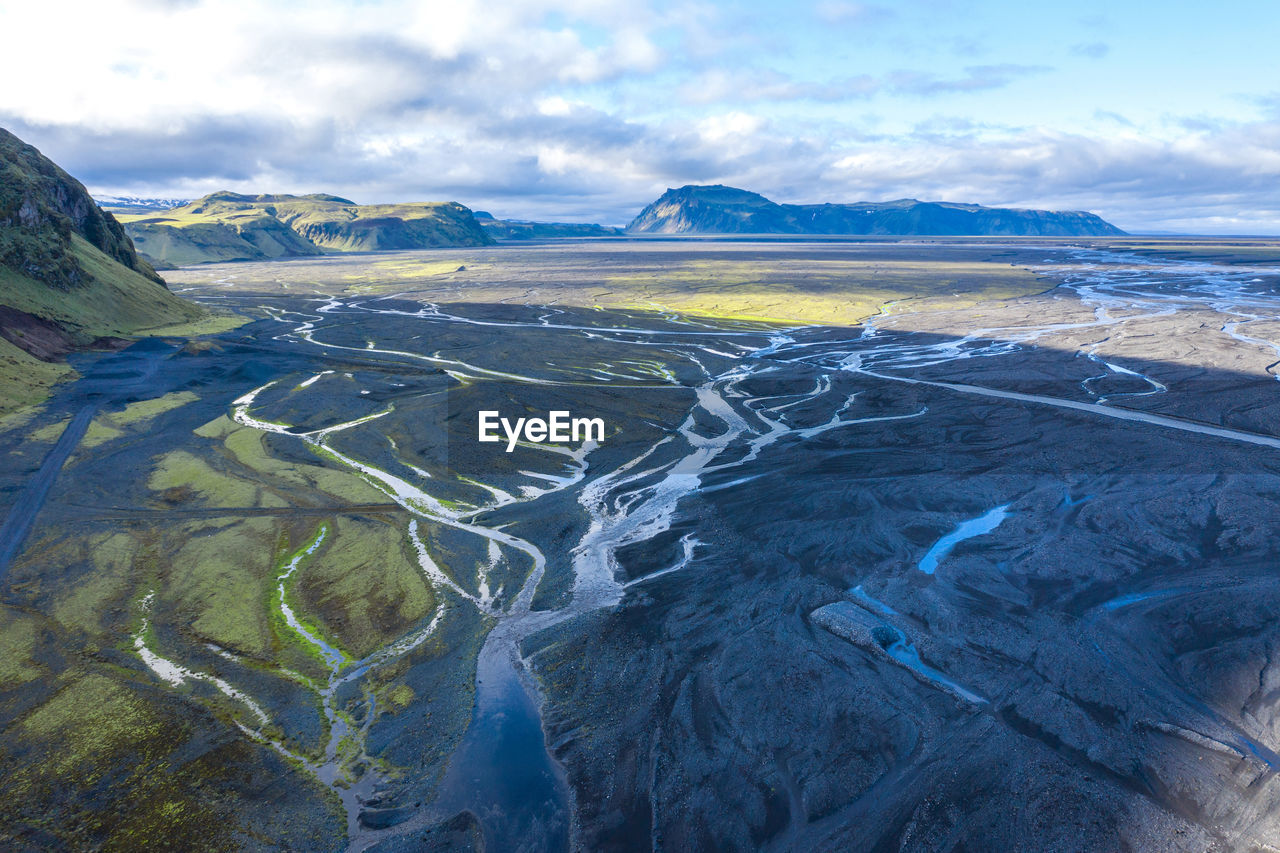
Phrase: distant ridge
[
  {"left": 119, "top": 192, "right": 494, "bottom": 266},
  {"left": 473, "top": 211, "right": 623, "bottom": 240},
  {"left": 627, "top": 184, "right": 1126, "bottom": 237}
]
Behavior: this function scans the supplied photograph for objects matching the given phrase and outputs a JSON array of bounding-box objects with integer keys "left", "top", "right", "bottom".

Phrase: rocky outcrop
[
  {"left": 0, "top": 127, "right": 206, "bottom": 414},
  {"left": 0, "top": 127, "right": 163, "bottom": 288}
]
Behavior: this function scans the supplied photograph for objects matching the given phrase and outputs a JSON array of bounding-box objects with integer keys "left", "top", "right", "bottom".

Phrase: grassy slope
[
  {"left": 272, "top": 199, "right": 490, "bottom": 251},
  {"left": 0, "top": 243, "right": 1048, "bottom": 846},
  {"left": 1, "top": 235, "right": 202, "bottom": 338},
  {"left": 0, "top": 338, "right": 72, "bottom": 412},
  {"left": 0, "top": 235, "right": 209, "bottom": 414},
  {"left": 479, "top": 219, "right": 623, "bottom": 240},
  {"left": 125, "top": 218, "right": 320, "bottom": 266}
]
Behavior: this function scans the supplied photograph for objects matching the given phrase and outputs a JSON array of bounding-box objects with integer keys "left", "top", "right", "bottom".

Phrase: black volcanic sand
[
  {"left": 5, "top": 240, "right": 1280, "bottom": 850},
  {"left": 526, "top": 389, "right": 1280, "bottom": 849}
]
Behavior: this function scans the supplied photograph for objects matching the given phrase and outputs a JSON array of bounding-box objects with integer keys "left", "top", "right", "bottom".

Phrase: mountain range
[
  {"left": 96, "top": 195, "right": 191, "bottom": 213},
  {"left": 626, "top": 184, "right": 1125, "bottom": 236},
  {"left": 108, "top": 184, "right": 1125, "bottom": 269}
]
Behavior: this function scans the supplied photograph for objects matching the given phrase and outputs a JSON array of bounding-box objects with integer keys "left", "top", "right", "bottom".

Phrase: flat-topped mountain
[
  {"left": 627, "top": 184, "right": 1126, "bottom": 236},
  {"left": 120, "top": 192, "right": 494, "bottom": 266},
  {"left": 0, "top": 127, "right": 204, "bottom": 410}
]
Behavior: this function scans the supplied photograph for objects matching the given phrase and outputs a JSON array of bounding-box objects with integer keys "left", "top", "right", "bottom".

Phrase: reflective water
[{"left": 918, "top": 505, "right": 1011, "bottom": 575}]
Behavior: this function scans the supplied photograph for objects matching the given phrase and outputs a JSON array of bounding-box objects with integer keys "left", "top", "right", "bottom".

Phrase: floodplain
[{"left": 4, "top": 237, "right": 1280, "bottom": 850}]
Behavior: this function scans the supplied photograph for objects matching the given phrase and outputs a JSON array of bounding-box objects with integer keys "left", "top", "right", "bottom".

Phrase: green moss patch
[
  {"left": 164, "top": 518, "right": 279, "bottom": 656},
  {"left": 17, "top": 673, "right": 165, "bottom": 778},
  {"left": 294, "top": 517, "right": 435, "bottom": 659}
]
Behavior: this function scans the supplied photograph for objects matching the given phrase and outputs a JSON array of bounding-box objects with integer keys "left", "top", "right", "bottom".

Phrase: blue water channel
[
  {"left": 432, "top": 628, "right": 569, "bottom": 851},
  {"left": 918, "top": 504, "right": 1011, "bottom": 574}
]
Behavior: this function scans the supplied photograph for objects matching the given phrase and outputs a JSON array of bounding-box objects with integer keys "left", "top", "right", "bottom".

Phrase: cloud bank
[{"left": 2, "top": 0, "right": 1278, "bottom": 232}]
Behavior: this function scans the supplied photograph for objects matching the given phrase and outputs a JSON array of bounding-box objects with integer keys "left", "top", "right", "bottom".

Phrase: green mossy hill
[
  {"left": 0, "top": 127, "right": 207, "bottom": 413},
  {"left": 0, "top": 127, "right": 164, "bottom": 288},
  {"left": 126, "top": 215, "right": 322, "bottom": 267},
  {"left": 627, "top": 184, "right": 1127, "bottom": 236},
  {"left": 273, "top": 199, "right": 494, "bottom": 252},
  {"left": 120, "top": 192, "right": 494, "bottom": 265}
]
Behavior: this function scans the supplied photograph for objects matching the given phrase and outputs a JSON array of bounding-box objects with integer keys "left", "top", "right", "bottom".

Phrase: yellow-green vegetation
[
  {"left": 49, "top": 532, "right": 138, "bottom": 633},
  {"left": 145, "top": 420, "right": 431, "bottom": 664},
  {"left": 0, "top": 403, "right": 43, "bottom": 437},
  {"left": 17, "top": 673, "right": 166, "bottom": 778},
  {"left": 382, "top": 682, "right": 416, "bottom": 712},
  {"left": 122, "top": 215, "right": 320, "bottom": 266},
  {"left": 69, "top": 392, "right": 200, "bottom": 453},
  {"left": 166, "top": 518, "right": 280, "bottom": 656},
  {"left": 0, "top": 235, "right": 205, "bottom": 336},
  {"left": 0, "top": 656, "right": 307, "bottom": 850},
  {"left": 0, "top": 126, "right": 217, "bottom": 416},
  {"left": 28, "top": 416, "right": 70, "bottom": 443},
  {"left": 114, "top": 391, "right": 199, "bottom": 425},
  {"left": 213, "top": 420, "right": 389, "bottom": 504},
  {"left": 354, "top": 258, "right": 484, "bottom": 280},
  {"left": 193, "top": 413, "right": 236, "bottom": 440},
  {"left": 295, "top": 516, "right": 435, "bottom": 659},
  {"left": 80, "top": 419, "right": 124, "bottom": 449},
  {"left": 0, "top": 337, "right": 75, "bottom": 415},
  {"left": 602, "top": 259, "right": 1048, "bottom": 325},
  {"left": 139, "top": 312, "right": 248, "bottom": 337},
  {"left": 0, "top": 607, "right": 44, "bottom": 686},
  {"left": 275, "top": 199, "right": 492, "bottom": 253},
  {"left": 0, "top": 236, "right": 206, "bottom": 416},
  {"left": 166, "top": 244, "right": 1052, "bottom": 329},
  {"left": 273, "top": 524, "right": 351, "bottom": 671},
  {"left": 149, "top": 449, "right": 280, "bottom": 507}
]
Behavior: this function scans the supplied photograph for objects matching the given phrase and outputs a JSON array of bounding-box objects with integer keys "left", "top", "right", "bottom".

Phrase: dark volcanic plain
[{"left": 5, "top": 238, "right": 1280, "bottom": 851}]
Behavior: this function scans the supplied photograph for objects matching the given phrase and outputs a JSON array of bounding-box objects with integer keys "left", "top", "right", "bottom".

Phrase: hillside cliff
[
  {"left": 0, "top": 127, "right": 205, "bottom": 411},
  {"left": 1, "top": 128, "right": 165, "bottom": 288}
]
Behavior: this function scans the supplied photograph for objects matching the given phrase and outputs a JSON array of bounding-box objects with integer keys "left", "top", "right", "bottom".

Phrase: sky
[{"left": 3, "top": 0, "right": 1280, "bottom": 232}]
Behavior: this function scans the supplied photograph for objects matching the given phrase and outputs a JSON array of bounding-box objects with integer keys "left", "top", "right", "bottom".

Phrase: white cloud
[
  {"left": 537, "top": 97, "right": 574, "bottom": 116},
  {"left": 0, "top": 0, "right": 675, "bottom": 129},
  {"left": 2, "top": 0, "right": 1279, "bottom": 232},
  {"left": 696, "top": 112, "right": 766, "bottom": 143}
]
